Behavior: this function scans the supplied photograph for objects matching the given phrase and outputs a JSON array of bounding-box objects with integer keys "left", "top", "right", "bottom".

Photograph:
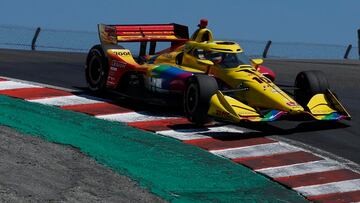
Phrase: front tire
[
  {"left": 294, "top": 70, "right": 329, "bottom": 106},
  {"left": 85, "top": 45, "right": 109, "bottom": 93},
  {"left": 184, "top": 74, "right": 218, "bottom": 125}
]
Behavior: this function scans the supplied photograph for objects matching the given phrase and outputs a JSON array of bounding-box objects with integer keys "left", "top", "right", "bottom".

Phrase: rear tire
[
  {"left": 85, "top": 45, "right": 109, "bottom": 94},
  {"left": 294, "top": 70, "right": 329, "bottom": 106},
  {"left": 184, "top": 74, "right": 218, "bottom": 125}
]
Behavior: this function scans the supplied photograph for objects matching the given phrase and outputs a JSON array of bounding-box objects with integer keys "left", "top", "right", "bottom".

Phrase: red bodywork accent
[
  {"left": 112, "top": 24, "right": 189, "bottom": 42},
  {"left": 258, "top": 65, "right": 276, "bottom": 81}
]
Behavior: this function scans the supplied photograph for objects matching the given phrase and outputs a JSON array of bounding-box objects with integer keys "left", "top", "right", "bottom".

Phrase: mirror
[
  {"left": 251, "top": 58, "right": 264, "bottom": 65},
  {"left": 197, "top": 59, "right": 214, "bottom": 66}
]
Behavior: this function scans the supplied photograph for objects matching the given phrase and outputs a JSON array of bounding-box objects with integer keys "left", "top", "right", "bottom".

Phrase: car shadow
[
  {"left": 166, "top": 120, "right": 350, "bottom": 141},
  {"left": 238, "top": 120, "right": 350, "bottom": 134},
  {"left": 220, "top": 121, "right": 350, "bottom": 141}
]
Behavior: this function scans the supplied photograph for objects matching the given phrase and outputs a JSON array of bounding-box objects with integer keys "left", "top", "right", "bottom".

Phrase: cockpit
[{"left": 194, "top": 49, "right": 252, "bottom": 68}]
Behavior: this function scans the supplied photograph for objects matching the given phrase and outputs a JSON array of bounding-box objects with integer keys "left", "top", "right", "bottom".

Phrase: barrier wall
[{"left": 0, "top": 25, "right": 358, "bottom": 59}]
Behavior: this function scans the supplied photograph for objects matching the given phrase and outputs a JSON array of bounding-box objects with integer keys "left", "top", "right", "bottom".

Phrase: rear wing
[
  {"left": 98, "top": 23, "right": 189, "bottom": 43},
  {"left": 98, "top": 23, "right": 189, "bottom": 56}
]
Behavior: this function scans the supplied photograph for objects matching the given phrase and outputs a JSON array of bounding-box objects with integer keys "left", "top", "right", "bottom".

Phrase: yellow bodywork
[
  {"left": 191, "top": 28, "right": 214, "bottom": 42},
  {"left": 104, "top": 25, "right": 349, "bottom": 122},
  {"left": 306, "top": 91, "right": 350, "bottom": 120},
  {"left": 208, "top": 91, "right": 260, "bottom": 122},
  {"left": 148, "top": 35, "right": 351, "bottom": 121}
]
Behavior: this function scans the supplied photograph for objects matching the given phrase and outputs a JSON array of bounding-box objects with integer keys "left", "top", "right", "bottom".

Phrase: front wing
[{"left": 207, "top": 90, "right": 350, "bottom": 123}]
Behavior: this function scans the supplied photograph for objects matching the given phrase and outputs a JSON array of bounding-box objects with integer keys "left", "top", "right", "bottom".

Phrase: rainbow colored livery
[{"left": 85, "top": 19, "right": 350, "bottom": 124}]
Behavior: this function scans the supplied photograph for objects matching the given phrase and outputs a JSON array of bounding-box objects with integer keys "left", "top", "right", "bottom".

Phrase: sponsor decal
[
  {"left": 114, "top": 51, "right": 131, "bottom": 56},
  {"left": 147, "top": 77, "right": 165, "bottom": 92},
  {"left": 313, "top": 110, "right": 332, "bottom": 114},
  {"left": 238, "top": 111, "right": 257, "bottom": 116},
  {"left": 286, "top": 101, "right": 298, "bottom": 106},
  {"left": 111, "top": 60, "right": 126, "bottom": 68},
  {"left": 108, "top": 76, "right": 115, "bottom": 81}
]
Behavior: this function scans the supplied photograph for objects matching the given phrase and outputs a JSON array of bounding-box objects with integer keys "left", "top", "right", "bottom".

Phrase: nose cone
[
  {"left": 241, "top": 79, "right": 305, "bottom": 114},
  {"left": 265, "top": 93, "right": 304, "bottom": 113},
  {"left": 266, "top": 96, "right": 305, "bottom": 114},
  {"left": 286, "top": 104, "right": 305, "bottom": 114}
]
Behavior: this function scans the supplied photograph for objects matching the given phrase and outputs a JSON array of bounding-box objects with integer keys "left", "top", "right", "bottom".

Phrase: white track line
[
  {"left": 156, "top": 125, "right": 248, "bottom": 141},
  {"left": 294, "top": 179, "right": 360, "bottom": 197},
  {"left": 210, "top": 142, "right": 300, "bottom": 159},
  {"left": 0, "top": 81, "right": 40, "bottom": 90},
  {"left": 256, "top": 159, "right": 342, "bottom": 178},
  {"left": 96, "top": 111, "right": 180, "bottom": 123},
  {"left": 27, "top": 95, "right": 106, "bottom": 106}
]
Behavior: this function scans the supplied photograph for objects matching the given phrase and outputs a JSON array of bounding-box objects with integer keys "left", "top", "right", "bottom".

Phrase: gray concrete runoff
[{"left": 0, "top": 126, "right": 166, "bottom": 203}]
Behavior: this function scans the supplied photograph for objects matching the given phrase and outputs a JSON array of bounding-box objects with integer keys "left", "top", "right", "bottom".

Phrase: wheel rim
[
  {"left": 186, "top": 83, "right": 198, "bottom": 113},
  {"left": 89, "top": 56, "right": 103, "bottom": 85}
]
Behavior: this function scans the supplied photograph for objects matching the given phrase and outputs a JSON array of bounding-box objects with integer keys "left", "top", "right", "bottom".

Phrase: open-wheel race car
[{"left": 85, "top": 19, "right": 351, "bottom": 124}]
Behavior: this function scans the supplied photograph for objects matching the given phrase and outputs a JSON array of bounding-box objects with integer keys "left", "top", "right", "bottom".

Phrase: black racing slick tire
[
  {"left": 294, "top": 70, "right": 329, "bottom": 106},
  {"left": 184, "top": 74, "right": 218, "bottom": 125},
  {"left": 85, "top": 45, "right": 109, "bottom": 93}
]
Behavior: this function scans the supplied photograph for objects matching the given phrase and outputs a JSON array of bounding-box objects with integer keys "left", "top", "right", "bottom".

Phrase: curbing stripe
[
  {"left": 0, "top": 81, "right": 39, "bottom": 90},
  {"left": 307, "top": 190, "right": 360, "bottom": 202},
  {"left": 184, "top": 137, "right": 276, "bottom": 151},
  {"left": 210, "top": 142, "right": 300, "bottom": 159},
  {"left": 233, "top": 151, "right": 323, "bottom": 170},
  {"left": 257, "top": 159, "right": 342, "bottom": 178},
  {"left": 127, "top": 118, "right": 191, "bottom": 132},
  {"left": 156, "top": 125, "right": 248, "bottom": 141},
  {"left": 0, "top": 87, "right": 73, "bottom": 100},
  {"left": 275, "top": 169, "right": 360, "bottom": 188},
  {"left": 294, "top": 179, "right": 360, "bottom": 197},
  {"left": 61, "top": 102, "right": 133, "bottom": 116},
  {"left": 27, "top": 95, "right": 106, "bottom": 106},
  {"left": 96, "top": 111, "right": 180, "bottom": 123},
  {"left": 157, "top": 130, "right": 211, "bottom": 141}
]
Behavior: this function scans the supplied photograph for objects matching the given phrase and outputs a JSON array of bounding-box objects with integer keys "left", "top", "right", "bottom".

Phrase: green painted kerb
[{"left": 0, "top": 95, "right": 306, "bottom": 202}]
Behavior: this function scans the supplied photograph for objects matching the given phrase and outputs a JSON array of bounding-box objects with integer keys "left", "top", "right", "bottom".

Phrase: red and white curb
[{"left": 0, "top": 77, "right": 359, "bottom": 203}]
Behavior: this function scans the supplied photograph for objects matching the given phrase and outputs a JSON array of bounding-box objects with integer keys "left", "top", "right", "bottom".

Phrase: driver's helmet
[
  {"left": 194, "top": 49, "right": 206, "bottom": 60},
  {"left": 208, "top": 52, "right": 223, "bottom": 64}
]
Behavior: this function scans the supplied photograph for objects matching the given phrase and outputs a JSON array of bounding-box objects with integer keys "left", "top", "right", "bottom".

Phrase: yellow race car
[{"left": 85, "top": 20, "right": 350, "bottom": 124}]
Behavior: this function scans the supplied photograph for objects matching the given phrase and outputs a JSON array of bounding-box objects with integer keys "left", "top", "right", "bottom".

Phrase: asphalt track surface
[{"left": 1, "top": 48, "right": 359, "bottom": 165}]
